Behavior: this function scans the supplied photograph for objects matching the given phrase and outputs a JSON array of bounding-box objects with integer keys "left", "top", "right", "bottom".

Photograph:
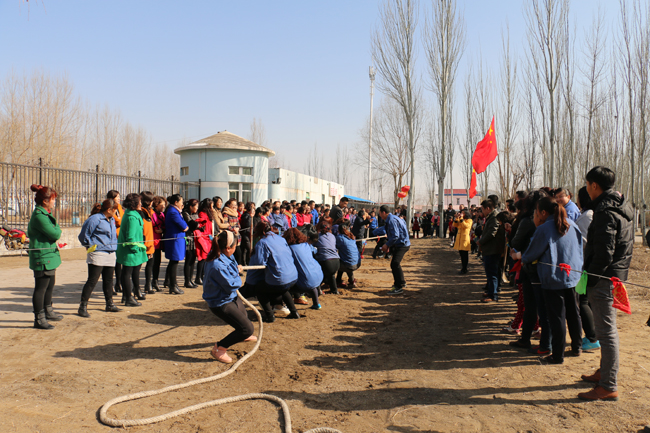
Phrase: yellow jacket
[{"left": 453, "top": 219, "right": 472, "bottom": 252}]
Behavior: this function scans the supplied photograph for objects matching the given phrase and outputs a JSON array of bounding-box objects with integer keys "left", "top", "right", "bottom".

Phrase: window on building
[
  {"left": 456, "top": 198, "right": 460, "bottom": 205},
  {"left": 229, "top": 166, "right": 253, "bottom": 176},
  {"left": 180, "top": 167, "right": 189, "bottom": 176},
  {"left": 229, "top": 182, "right": 253, "bottom": 203}
]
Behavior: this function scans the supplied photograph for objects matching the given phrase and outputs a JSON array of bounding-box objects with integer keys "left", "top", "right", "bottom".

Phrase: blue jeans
[
  {"left": 588, "top": 279, "right": 619, "bottom": 391},
  {"left": 482, "top": 254, "right": 500, "bottom": 301}
]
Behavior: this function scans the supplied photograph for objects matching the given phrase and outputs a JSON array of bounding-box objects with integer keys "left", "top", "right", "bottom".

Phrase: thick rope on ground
[{"left": 98, "top": 293, "right": 343, "bottom": 433}]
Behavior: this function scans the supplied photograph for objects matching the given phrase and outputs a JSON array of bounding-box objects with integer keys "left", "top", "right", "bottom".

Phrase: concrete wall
[
  {"left": 268, "top": 168, "right": 344, "bottom": 205},
  {"left": 178, "top": 148, "right": 269, "bottom": 204}
]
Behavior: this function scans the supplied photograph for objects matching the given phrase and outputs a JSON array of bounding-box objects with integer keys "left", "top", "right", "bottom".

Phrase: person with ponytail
[
  {"left": 246, "top": 221, "right": 300, "bottom": 323},
  {"left": 284, "top": 228, "right": 324, "bottom": 310},
  {"left": 150, "top": 196, "right": 167, "bottom": 291},
  {"left": 77, "top": 199, "right": 121, "bottom": 317},
  {"left": 106, "top": 190, "right": 124, "bottom": 294},
  {"left": 182, "top": 199, "right": 200, "bottom": 288},
  {"left": 164, "top": 194, "right": 188, "bottom": 294},
  {"left": 203, "top": 231, "right": 256, "bottom": 363},
  {"left": 335, "top": 219, "right": 361, "bottom": 289},
  {"left": 139, "top": 191, "right": 156, "bottom": 295},
  {"left": 314, "top": 220, "right": 341, "bottom": 295},
  {"left": 27, "top": 184, "right": 62, "bottom": 330},
  {"left": 116, "top": 193, "right": 149, "bottom": 306},
  {"left": 518, "top": 195, "right": 583, "bottom": 365}
]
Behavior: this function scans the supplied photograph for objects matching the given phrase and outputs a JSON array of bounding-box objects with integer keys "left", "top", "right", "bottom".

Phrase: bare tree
[
  {"left": 372, "top": 0, "right": 420, "bottom": 227},
  {"left": 425, "top": 0, "right": 465, "bottom": 231},
  {"left": 524, "top": 0, "right": 569, "bottom": 187},
  {"left": 460, "top": 67, "right": 475, "bottom": 205}
]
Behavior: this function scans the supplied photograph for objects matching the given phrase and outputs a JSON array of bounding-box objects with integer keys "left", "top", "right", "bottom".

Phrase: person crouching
[{"left": 203, "top": 231, "right": 256, "bottom": 364}]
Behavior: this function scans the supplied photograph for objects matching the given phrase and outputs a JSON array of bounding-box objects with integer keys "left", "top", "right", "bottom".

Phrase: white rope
[{"left": 98, "top": 293, "right": 343, "bottom": 432}]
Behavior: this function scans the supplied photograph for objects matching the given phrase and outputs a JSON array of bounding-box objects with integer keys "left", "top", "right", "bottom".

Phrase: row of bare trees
[{"left": 0, "top": 69, "right": 179, "bottom": 179}]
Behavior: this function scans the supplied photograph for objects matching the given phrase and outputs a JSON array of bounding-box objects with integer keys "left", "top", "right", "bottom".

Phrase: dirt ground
[{"left": 1, "top": 238, "right": 650, "bottom": 433}]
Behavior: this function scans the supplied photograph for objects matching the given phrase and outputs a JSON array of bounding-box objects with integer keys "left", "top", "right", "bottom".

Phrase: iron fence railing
[{"left": 0, "top": 161, "right": 199, "bottom": 228}]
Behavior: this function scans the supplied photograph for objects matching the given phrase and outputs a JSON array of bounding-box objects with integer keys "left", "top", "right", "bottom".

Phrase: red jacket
[{"left": 296, "top": 213, "right": 312, "bottom": 226}]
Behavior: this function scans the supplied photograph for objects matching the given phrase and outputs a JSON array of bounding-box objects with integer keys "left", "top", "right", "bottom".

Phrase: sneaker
[
  {"left": 582, "top": 337, "right": 601, "bottom": 352},
  {"left": 294, "top": 296, "right": 309, "bottom": 305},
  {"left": 502, "top": 325, "right": 521, "bottom": 335},
  {"left": 528, "top": 346, "right": 550, "bottom": 355},
  {"left": 274, "top": 305, "right": 290, "bottom": 315},
  {"left": 387, "top": 286, "right": 404, "bottom": 295},
  {"left": 310, "top": 303, "right": 322, "bottom": 310}
]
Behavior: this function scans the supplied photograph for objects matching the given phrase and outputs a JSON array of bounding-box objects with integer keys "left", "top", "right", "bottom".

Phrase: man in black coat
[
  {"left": 330, "top": 197, "right": 348, "bottom": 224},
  {"left": 578, "top": 166, "right": 634, "bottom": 402}
]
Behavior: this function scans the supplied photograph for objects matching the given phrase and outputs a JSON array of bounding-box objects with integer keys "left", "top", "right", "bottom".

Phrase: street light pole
[{"left": 368, "top": 66, "right": 375, "bottom": 202}]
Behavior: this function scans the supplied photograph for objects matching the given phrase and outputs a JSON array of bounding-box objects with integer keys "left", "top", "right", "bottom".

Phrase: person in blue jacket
[
  {"left": 554, "top": 188, "right": 581, "bottom": 222},
  {"left": 336, "top": 220, "right": 361, "bottom": 288},
  {"left": 379, "top": 205, "right": 411, "bottom": 295},
  {"left": 269, "top": 205, "right": 289, "bottom": 236},
  {"left": 164, "top": 194, "right": 189, "bottom": 295},
  {"left": 203, "top": 231, "right": 256, "bottom": 364},
  {"left": 77, "top": 199, "right": 121, "bottom": 317},
  {"left": 518, "top": 196, "right": 583, "bottom": 364},
  {"left": 247, "top": 222, "right": 300, "bottom": 322},
  {"left": 309, "top": 201, "right": 319, "bottom": 226},
  {"left": 284, "top": 228, "right": 324, "bottom": 310},
  {"left": 314, "top": 220, "right": 341, "bottom": 294}
]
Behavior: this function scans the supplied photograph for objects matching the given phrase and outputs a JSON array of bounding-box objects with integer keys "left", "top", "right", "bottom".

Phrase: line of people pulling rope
[{"left": 25, "top": 186, "right": 410, "bottom": 364}]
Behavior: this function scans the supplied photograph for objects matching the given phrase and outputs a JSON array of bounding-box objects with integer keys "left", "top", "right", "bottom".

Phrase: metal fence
[{"left": 0, "top": 161, "right": 200, "bottom": 228}]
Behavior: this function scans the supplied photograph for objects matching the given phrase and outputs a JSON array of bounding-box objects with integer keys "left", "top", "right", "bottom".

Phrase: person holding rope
[
  {"left": 203, "top": 231, "right": 256, "bottom": 364},
  {"left": 284, "top": 228, "right": 324, "bottom": 310},
  {"left": 116, "top": 193, "right": 149, "bottom": 306},
  {"left": 77, "top": 199, "right": 121, "bottom": 317},
  {"left": 379, "top": 204, "right": 410, "bottom": 295},
  {"left": 314, "top": 220, "right": 341, "bottom": 295},
  {"left": 578, "top": 166, "right": 634, "bottom": 402},
  {"left": 335, "top": 219, "right": 361, "bottom": 289},
  {"left": 28, "top": 184, "right": 63, "bottom": 330},
  {"left": 247, "top": 222, "right": 300, "bottom": 322},
  {"left": 517, "top": 196, "right": 583, "bottom": 365}
]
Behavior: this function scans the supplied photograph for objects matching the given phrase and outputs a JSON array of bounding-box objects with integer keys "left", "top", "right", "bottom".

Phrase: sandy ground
[{"left": 1, "top": 238, "right": 650, "bottom": 433}]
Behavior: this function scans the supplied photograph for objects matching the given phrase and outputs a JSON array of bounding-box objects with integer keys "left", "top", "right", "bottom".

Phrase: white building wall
[{"left": 268, "top": 168, "right": 344, "bottom": 205}]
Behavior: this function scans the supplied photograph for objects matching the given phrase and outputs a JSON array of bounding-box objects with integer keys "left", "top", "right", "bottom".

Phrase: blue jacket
[
  {"left": 314, "top": 232, "right": 339, "bottom": 261},
  {"left": 202, "top": 254, "right": 241, "bottom": 308},
  {"left": 521, "top": 219, "right": 583, "bottom": 290},
  {"left": 269, "top": 212, "right": 289, "bottom": 235},
  {"left": 369, "top": 216, "right": 378, "bottom": 231},
  {"left": 289, "top": 243, "right": 323, "bottom": 289},
  {"left": 336, "top": 234, "right": 360, "bottom": 267},
  {"left": 565, "top": 200, "right": 581, "bottom": 222},
  {"left": 247, "top": 232, "right": 298, "bottom": 286},
  {"left": 164, "top": 206, "right": 188, "bottom": 261},
  {"left": 384, "top": 213, "right": 410, "bottom": 248},
  {"left": 311, "top": 209, "right": 319, "bottom": 225},
  {"left": 78, "top": 213, "right": 117, "bottom": 252}
]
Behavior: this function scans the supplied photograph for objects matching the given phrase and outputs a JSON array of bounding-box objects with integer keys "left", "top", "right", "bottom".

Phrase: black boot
[
  {"left": 34, "top": 310, "right": 54, "bottom": 330},
  {"left": 194, "top": 277, "right": 203, "bottom": 286},
  {"left": 145, "top": 281, "right": 155, "bottom": 294},
  {"left": 163, "top": 277, "right": 169, "bottom": 288},
  {"left": 287, "top": 311, "right": 301, "bottom": 319},
  {"left": 105, "top": 302, "right": 122, "bottom": 312},
  {"left": 124, "top": 296, "right": 142, "bottom": 307},
  {"left": 184, "top": 280, "right": 197, "bottom": 289},
  {"left": 114, "top": 282, "right": 122, "bottom": 293},
  {"left": 152, "top": 280, "right": 162, "bottom": 292},
  {"left": 262, "top": 311, "right": 275, "bottom": 323},
  {"left": 77, "top": 301, "right": 90, "bottom": 318},
  {"left": 134, "top": 286, "right": 146, "bottom": 300},
  {"left": 45, "top": 305, "right": 63, "bottom": 321},
  {"left": 170, "top": 284, "right": 184, "bottom": 295}
]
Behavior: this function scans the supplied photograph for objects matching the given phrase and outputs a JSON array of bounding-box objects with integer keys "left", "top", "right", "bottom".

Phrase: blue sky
[{"left": 1, "top": 0, "right": 614, "bottom": 198}]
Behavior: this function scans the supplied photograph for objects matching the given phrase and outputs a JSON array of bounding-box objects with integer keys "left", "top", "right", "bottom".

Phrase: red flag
[
  {"left": 469, "top": 169, "right": 477, "bottom": 198},
  {"left": 471, "top": 116, "right": 498, "bottom": 174},
  {"left": 610, "top": 277, "right": 632, "bottom": 314}
]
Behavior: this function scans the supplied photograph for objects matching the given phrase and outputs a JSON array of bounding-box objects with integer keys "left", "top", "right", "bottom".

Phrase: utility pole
[{"left": 368, "top": 66, "right": 376, "bottom": 201}]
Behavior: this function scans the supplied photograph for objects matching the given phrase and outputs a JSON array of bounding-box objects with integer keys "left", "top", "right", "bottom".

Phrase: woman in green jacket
[
  {"left": 28, "top": 184, "right": 62, "bottom": 330},
  {"left": 116, "top": 193, "right": 148, "bottom": 307}
]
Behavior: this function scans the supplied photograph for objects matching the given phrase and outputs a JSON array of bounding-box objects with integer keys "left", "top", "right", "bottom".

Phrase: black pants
[
  {"left": 233, "top": 245, "right": 242, "bottom": 265},
  {"left": 390, "top": 246, "right": 410, "bottom": 289},
  {"left": 166, "top": 260, "right": 179, "bottom": 287},
  {"left": 373, "top": 238, "right": 386, "bottom": 258},
  {"left": 255, "top": 282, "right": 298, "bottom": 317},
  {"left": 337, "top": 262, "right": 359, "bottom": 283},
  {"left": 519, "top": 275, "right": 538, "bottom": 344},
  {"left": 241, "top": 237, "right": 252, "bottom": 266},
  {"left": 114, "top": 262, "right": 122, "bottom": 289},
  {"left": 184, "top": 249, "right": 197, "bottom": 284},
  {"left": 33, "top": 271, "right": 56, "bottom": 312},
  {"left": 144, "top": 256, "right": 153, "bottom": 289},
  {"left": 121, "top": 264, "right": 142, "bottom": 298},
  {"left": 153, "top": 249, "right": 162, "bottom": 282},
  {"left": 318, "top": 258, "right": 340, "bottom": 292},
  {"left": 579, "top": 293, "right": 597, "bottom": 342},
  {"left": 196, "top": 260, "right": 206, "bottom": 282},
  {"left": 459, "top": 250, "right": 468, "bottom": 271},
  {"left": 209, "top": 297, "right": 254, "bottom": 348},
  {"left": 81, "top": 264, "right": 114, "bottom": 303},
  {"left": 543, "top": 288, "right": 582, "bottom": 361},
  {"left": 443, "top": 223, "right": 449, "bottom": 238}
]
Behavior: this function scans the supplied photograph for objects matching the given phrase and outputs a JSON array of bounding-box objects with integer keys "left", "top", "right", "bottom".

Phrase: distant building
[
  {"left": 175, "top": 131, "right": 344, "bottom": 204},
  {"left": 438, "top": 189, "right": 483, "bottom": 210}
]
